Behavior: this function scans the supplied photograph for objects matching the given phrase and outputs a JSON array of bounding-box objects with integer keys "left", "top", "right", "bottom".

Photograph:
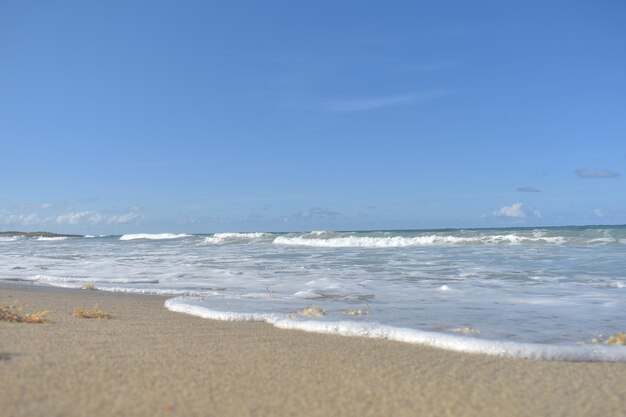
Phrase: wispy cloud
[
  {"left": 575, "top": 169, "right": 620, "bottom": 179},
  {"left": 323, "top": 90, "right": 447, "bottom": 112},
  {"left": 517, "top": 186, "right": 541, "bottom": 193},
  {"left": 108, "top": 213, "right": 141, "bottom": 224},
  {"left": 56, "top": 211, "right": 103, "bottom": 225},
  {"left": 298, "top": 207, "right": 340, "bottom": 219},
  {"left": 282, "top": 207, "right": 340, "bottom": 223}
]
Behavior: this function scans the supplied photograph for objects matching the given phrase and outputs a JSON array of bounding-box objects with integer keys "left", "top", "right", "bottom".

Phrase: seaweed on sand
[
  {"left": 73, "top": 306, "right": 112, "bottom": 319},
  {"left": 0, "top": 302, "right": 50, "bottom": 323}
]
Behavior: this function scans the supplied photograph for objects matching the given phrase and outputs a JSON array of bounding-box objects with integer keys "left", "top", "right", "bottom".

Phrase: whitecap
[
  {"left": 273, "top": 234, "right": 566, "bottom": 248},
  {"left": 204, "top": 232, "right": 268, "bottom": 244},
  {"left": 120, "top": 233, "right": 190, "bottom": 241}
]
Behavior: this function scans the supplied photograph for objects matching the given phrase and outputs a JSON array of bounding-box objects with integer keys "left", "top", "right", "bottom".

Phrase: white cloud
[
  {"left": 56, "top": 211, "right": 103, "bottom": 225},
  {"left": 107, "top": 213, "right": 141, "bottom": 224},
  {"left": 0, "top": 213, "right": 42, "bottom": 226},
  {"left": 594, "top": 208, "right": 606, "bottom": 218},
  {"left": 56, "top": 211, "right": 140, "bottom": 225},
  {"left": 493, "top": 202, "right": 526, "bottom": 218}
]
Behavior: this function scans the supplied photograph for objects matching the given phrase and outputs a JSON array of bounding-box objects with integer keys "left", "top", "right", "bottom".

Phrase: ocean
[{"left": 1, "top": 226, "right": 625, "bottom": 361}]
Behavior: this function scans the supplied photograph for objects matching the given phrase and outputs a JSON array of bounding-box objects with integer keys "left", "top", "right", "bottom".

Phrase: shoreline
[{"left": 2, "top": 282, "right": 626, "bottom": 416}]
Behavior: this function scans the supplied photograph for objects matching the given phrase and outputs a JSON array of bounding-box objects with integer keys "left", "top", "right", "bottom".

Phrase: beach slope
[{"left": 1, "top": 283, "right": 625, "bottom": 417}]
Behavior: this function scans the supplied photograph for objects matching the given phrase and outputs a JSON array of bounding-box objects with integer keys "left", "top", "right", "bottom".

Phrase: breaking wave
[
  {"left": 120, "top": 233, "right": 190, "bottom": 241},
  {"left": 273, "top": 234, "right": 566, "bottom": 248},
  {"left": 204, "top": 232, "right": 269, "bottom": 244}
]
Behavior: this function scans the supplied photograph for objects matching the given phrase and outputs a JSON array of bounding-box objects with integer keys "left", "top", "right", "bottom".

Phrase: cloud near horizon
[
  {"left": 56, "top": 211, "right": 141, "bottom": 225},
  {"left": 0, "top": 209, "right": 141, "bottom": 227},
  {"left": 575, "top": 169, "right": 620, "bottom": 178},
  {"left": 493, "top": 202, "right": 526, "bottom": 218},
  {"left": 0, "top": 212, "right": 42, "bottom": 226}
]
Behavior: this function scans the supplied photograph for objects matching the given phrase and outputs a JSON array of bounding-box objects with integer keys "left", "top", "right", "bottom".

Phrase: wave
[
  {"left": 36, "top": 236, "right": 69, "bottom": 241},
  {"left": 204, "top": 232, "right": 269, "bottom": 244},
  {"left": 164, "top": 297, "right": 626, "bottom": 362},
  {"left": 120, "top": 233, "right": 190, "bottom": 241},
  {"left": 273, "top": 234, "right": 566, "bottom": 248},
  {"left": 24, "top": 275, "right": 159, "bottom": 284},
  {"left": 42, "top": 282, "right": 213, "bottom": 296}
]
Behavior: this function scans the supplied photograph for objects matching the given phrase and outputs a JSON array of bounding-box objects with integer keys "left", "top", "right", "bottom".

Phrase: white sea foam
[
  {"left": 586, "top": 238, "right": 616, "bottom": 245},
  {"left": 293, "top": 289, "right": 325, "bottom": 299},
  {"left": 164, "top": 298, "right": 626, "bottom": 362},
  {"left": 2, "top": 225, "right": 626, "bottom": 363},
  {"left": 215, "top": 232, "right": 268, "bottom": 238},
  {"left": 204, "top": 232, "right": 268, "bottom": 244},
  {"left": 38, "top": 281, "right": 214, "bottom": 296},
  {"left": 28, "top": 274, "right": 159, "bottom": 284},
  {"left": 273, "top": 234, "right": 566, "bottom": 248},
  {"left": 120, "top": 233, "right": 190, "bottom": 241},
  {"left": 166, "top": 298, "right": 280, "bottom": 321},
  {"left": 36, "top": 236, "right": 69, "bottom": 241}
]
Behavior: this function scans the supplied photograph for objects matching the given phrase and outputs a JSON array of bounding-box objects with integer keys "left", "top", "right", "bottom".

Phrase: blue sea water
[{"left": 1, "top": 226, "right": 625, "bottom": 361}]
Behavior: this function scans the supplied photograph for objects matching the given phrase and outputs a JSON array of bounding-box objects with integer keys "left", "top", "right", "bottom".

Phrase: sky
[{"left": 1, "top": 0, "right": 625, "bottom": 234}]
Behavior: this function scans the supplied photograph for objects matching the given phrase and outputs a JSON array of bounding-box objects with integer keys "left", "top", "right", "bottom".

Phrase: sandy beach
[{"left": 1, "top": 282, "right": 625, "bottom": 417}]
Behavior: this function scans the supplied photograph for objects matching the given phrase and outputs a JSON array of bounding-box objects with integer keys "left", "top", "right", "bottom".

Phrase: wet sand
[{"left": 1, "top": 282, "right": 625, "bottom": 417}]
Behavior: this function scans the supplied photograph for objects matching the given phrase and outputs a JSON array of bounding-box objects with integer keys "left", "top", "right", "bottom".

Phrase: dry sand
[{"left": 1, "top": 282, "right": 625, "bottom": 417}]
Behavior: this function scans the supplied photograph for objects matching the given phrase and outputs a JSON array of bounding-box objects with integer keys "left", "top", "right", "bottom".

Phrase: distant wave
[
  {"left": 120, "top": 233, "right": 190, "bottom": 241},
  {"left": 273, "top": 234, "right": 566, "bottom": 248},
  {"left": 37, "top": 236, "right": 69, "bottom": 241},
  {"left": 204, "top": 232, "right": 269, "bottom": 244}
]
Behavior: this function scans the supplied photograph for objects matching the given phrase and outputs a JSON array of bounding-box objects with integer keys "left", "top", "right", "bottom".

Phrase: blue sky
[{"left": 1, "top": 1, "right": 625, "bottom": 233}]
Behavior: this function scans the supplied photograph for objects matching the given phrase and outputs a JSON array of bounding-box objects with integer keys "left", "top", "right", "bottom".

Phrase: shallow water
[{"left": 1, "top": 227, "right": 626, "bottom": 361}]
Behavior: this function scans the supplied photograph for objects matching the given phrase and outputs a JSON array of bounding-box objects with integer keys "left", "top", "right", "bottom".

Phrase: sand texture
[{"left": 1, "top": 282, "right": 625, "bottom": 417}]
